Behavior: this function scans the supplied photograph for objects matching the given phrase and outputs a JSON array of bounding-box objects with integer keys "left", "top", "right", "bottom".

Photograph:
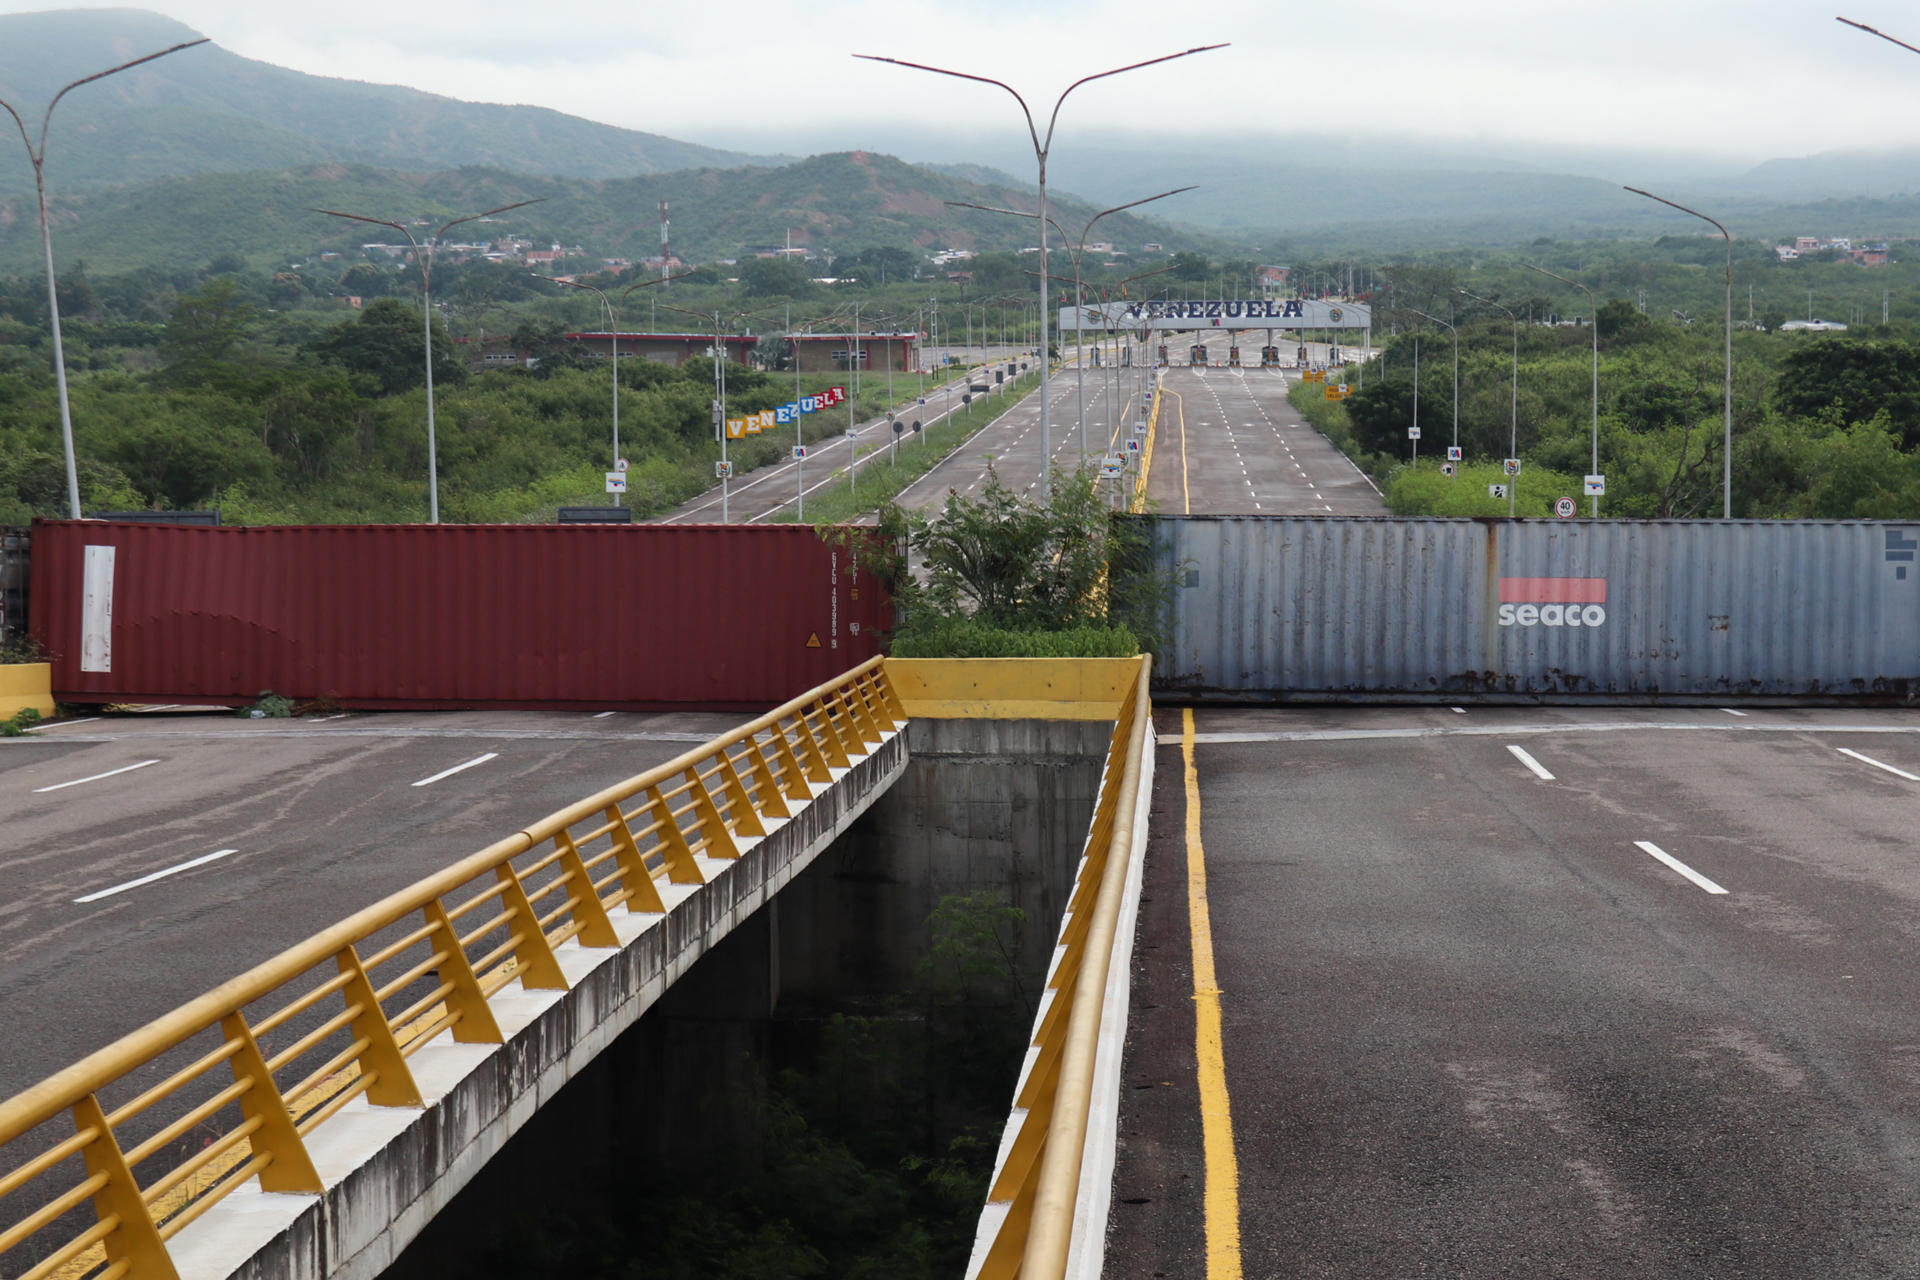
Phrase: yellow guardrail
[
  {"left": 1132, "top": 378, "right": 1162, "bottom": 514},
  {"left": 971, "top": 653, "right": 1152, "bottom": 1279},
  {"left": 0, "top": 658, "right": 905, "bottom": 1280}
]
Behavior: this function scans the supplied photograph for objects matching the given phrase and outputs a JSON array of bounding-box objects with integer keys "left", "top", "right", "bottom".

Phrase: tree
[
  {"left": 337, "top": 263, "right": 393, "bottom": 298},
  {"left": 309, "top": 298, "right": 466, "bottom": 395},
  {"left": 739, "top": 256, "right": 812, "bottom": 298},
  {"left": 1169, "top": 251, "right": 1212, "bottom": 283},
  {"left": 1775, "top": 339, "right": 1920, "bottom": 448},
  {"left": 159, "top": 279, "right": 255, "bottom": 383}
]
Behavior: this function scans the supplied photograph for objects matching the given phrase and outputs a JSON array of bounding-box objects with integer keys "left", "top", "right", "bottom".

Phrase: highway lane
[
  {"left": 0, "top": 709, "right": 748, "bottom": 1104},
  {"left": 1144, "top": 365, "right": 1386, "bottom": 516},
  {"left": 1113, "top": 704, "right": 1920, "bottom": 1277},
  {"left": 657, "top": 347, "right": 1039, "bottom": 525}
]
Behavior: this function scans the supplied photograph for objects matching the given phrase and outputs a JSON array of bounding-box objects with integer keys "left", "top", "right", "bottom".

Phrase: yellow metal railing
[
  {"left": 971, "top": 654, "right": 1152, "bottom": 1280},
  {"left": 0, "top": 658, "right": 905, "bottom": 1280}
]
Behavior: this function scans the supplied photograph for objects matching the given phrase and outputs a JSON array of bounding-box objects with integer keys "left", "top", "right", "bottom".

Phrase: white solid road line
[
  {"left": 1506, "top": 744, "right": 1556, "bottom": 780},
  {"left": 75, "top": 848, "right": 239, "bottom": 904},
  {"left": 33, "top": 759, "right": 161, "bottom": 793},
  {"left": 1838, "top": 747, "right": 1920, "bottom": 781},
  {"left": 24, "top": 717, "right": 100, "bottom": 732},
  {"left": 411, "top": 752, "right": 499, "bottom": 787},
  {"left": 1722, "top": 708, "right": 1749, "bottom": 717},
  {"left": 593, "top": 711, "right": 617, "bottom": 718},
  {"left": 1634, "top": 840, "right": 1729, "bottom": 895}
]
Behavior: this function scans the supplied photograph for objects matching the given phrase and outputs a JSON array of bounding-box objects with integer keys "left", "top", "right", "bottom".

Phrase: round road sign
[{"left": 1555, "top": 497, "right": 1576, "bottom": 519}]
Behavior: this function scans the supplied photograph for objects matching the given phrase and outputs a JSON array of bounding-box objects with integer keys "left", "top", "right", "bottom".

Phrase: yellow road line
[
  {"left": 1168, "top": 386, "right": 1191, "bottom": 515},
  {"left": 1183, "top": 708, "right": 1241, "bottom": 1278}
]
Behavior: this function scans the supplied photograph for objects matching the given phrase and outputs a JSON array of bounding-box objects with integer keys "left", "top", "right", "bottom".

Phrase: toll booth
[
  {"left": 1092, "top": 348, "right": 1103, "bottom": 367},
  {"left": 1156, "top": 344, "right": 1169, "bottom": 364},
  {"left": 1190, "top": 344, "right": 1208, "bottom": 366},
  {"left": 1296, "top": 344, "right": 1308, "bottom": 363},
  {"left": 1260, "top": 345, "right": 1281, "bottom": 367},
  {"left": 1227, "top": 346, "right": 1241, "bottom": 367}
]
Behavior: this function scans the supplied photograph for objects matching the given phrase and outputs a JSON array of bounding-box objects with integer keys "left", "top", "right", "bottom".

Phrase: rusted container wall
[
  {"left": 29, "top": 521, "right": 889, "bottom": 709},
  {"left": 1150, "top": 516, "right": 1920, "bottom": 701}
]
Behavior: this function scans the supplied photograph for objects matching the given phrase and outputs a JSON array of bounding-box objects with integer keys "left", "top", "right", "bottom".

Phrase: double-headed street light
[
  {"left": 946, "top": 186, "right": 1194, "bottom": 461},
  {"left": 1624, "top": 186, "right": 1731, "bottom": 519},
  {"left": 1524, "top": 263, "right": 1602, "bottom": 516},
  {"left": 1459, "top": 289, "right": 1520, "bottom": 518},
  {"left": 0, "top": 36, "right": 209, "bottom": 518},
  {"left": 316, "top": 198, "right": 547, "bottom": 523},
  {"left": 537, "top": 271, "right": 692, "bottom": 506},
  {"left": 856, "top": 45, "right": 1225, "bottom": 502},
  {"left": 1407, "top": 309, "right": 1458, "bottom": 465}
]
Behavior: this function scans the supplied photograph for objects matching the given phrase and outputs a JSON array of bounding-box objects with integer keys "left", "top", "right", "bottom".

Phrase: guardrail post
[
  {"left": 814, "top": 699, "right": 853, "bottom": 768},
  {"left": 604, "top": 805, "right": 668, "bottom": 913},
  {"left": 874, "top": 663, "right": 908, "bottom": 721},
  {"left": 73, "top": 1094, "right": 179, "bottom": 1280},
  {"left": 555, "top": 832, "right": 619, "bottom": 947},
  {"left": 742, "top": 738, "right": 792, "bottom": 819},
  {"left": 769, "top": 720, "right": 819, "bottom": 796},
  {"left": 840, "top": 683, "right": 883, "bottom": 744},
  {"left": 335, "top": 946, "right": 423, "bottom": 1107},
  {"left": 492, "top": 866, "right": 569, "bottom": 990},
  {"left": 426, "top": 901, "right": 504, "bottom": 1043},
  {"left": 646, "top": 785, "right": 707, "bottom": 884},
  {"left": 684, "top": 768, "right": 740, "bottom": 860},
  {"left": 977, "top": 1177, "right": 1040, "bottom": 1280},
  {"left": 794, "top": 709, "right": 839, "bottom": 780},
  {"left": 219, "top": 1013, "right": 323, "bottom": 1193},
  {"left": 714, "top": 751, "right": 767, "bottom": 839}
]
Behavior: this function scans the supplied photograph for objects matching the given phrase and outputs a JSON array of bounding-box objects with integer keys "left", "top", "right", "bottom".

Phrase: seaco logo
[{"left": 1497, "top": 576, "right": 1607, "bottom": 628}]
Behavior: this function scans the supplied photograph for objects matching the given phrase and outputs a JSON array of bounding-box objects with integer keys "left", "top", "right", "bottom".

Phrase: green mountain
[
  {"left": 0, "top": 151, "right": 1216, "bottom": 275},
  {"left": 0, "top": 8, "right": 770, "bottom": 193}
]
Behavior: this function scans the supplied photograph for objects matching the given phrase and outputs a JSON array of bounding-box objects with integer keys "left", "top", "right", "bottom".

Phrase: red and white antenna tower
[{"left": 659, "top": 201, "right": 671, "bottom": 285}]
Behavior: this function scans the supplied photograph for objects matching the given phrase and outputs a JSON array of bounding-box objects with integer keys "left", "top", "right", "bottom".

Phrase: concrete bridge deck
[{"left": 1110, "top": 701, "right": 1920, "bottom": 1278}]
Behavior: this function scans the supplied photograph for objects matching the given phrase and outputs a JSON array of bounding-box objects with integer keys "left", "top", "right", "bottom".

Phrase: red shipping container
[{"left": 29, "top": 521, "right": 891, "bottom": 710}]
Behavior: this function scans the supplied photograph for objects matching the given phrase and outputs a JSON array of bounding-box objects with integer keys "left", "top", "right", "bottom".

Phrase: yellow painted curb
[
  {"left": 886, "top": 657, "right": 1141, "bottom": 720},
  {"left": 0, "top": 663, "right": 53, "bottom": 721}
]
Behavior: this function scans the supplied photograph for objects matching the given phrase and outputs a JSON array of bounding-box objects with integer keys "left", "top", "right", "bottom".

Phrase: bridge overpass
[{"left": 8, "top": 368, "right": 1920, "bottom": 1278}]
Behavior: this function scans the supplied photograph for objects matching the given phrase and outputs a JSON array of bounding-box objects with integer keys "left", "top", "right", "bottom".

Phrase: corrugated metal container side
[
  {"left": 29, "top": 521, "right": 890, "bottom": 709},
  {"left": 1148, "top": 516, "right": 1920, "bottom": 702}
]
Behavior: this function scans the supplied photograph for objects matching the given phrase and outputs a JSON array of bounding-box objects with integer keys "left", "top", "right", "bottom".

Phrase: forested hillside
[
  {"left": 0, "top": 9, "right": 768, "bottom": 194},
  {"left": 0, "top": 152, "right": 1205, "bottom": 275}
]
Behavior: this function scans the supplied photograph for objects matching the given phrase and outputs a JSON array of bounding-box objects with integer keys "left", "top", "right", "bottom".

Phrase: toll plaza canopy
[
  {"left": 1060, "top": 298, "right": 1372, "bottom": 331},
  {"left": 788, "top": 332, "right": 921, "bottom": 373},
  {"left": 566, "top": 332, "right": 757, "bottom": 366}
]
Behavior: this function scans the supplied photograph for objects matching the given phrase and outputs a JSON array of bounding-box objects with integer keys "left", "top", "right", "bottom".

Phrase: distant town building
[
  {"left": 566, "top": 331, "right": 758, "bottom": 367},
  {"left": 1774, "top": 236, "right": 1890, "bottom": 266},
  {"left": 787, "top": 332, "right": 920, "bottom": 374}
]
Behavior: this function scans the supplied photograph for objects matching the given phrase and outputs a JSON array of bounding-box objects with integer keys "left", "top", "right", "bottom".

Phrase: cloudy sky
[{"left": 4, "top": 0, "right": 1918, "bottom": 162}]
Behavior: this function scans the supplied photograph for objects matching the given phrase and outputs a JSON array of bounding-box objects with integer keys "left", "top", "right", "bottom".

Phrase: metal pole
[
  {"left": 1459, "top": 289, "right": 1519, "bottom": 517},
  {"left": 792, "top": 302, "right": 803, "bottom": 521},
  {"left": 1525, "top": 264, "right": 1600, "bottom": 516},
  {"left": 317, "top": 196, "right": 544, "bottom": 522},
  {"left": 0, "top": 37, "right": 209, "bottom": 518},
  {"left": 1624, "top": 186, "right": 1732, "bottom": 518},
  {"left": 858, "top": 45, "right": 1225, "bottom": 505},
  {"left": 1411, "top": 331, "right": 1419, "bottom": 465}
]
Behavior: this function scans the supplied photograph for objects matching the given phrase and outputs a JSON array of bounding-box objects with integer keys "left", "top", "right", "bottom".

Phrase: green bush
[{"left": 890, "top": 619, "right": 1140, "bottom": 658}]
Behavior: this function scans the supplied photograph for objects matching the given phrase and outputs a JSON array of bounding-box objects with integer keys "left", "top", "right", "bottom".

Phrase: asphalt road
[
  {"left": 656, "top": 346, "right": 1040, "bottom": 524},
  {"left": 0, "top": 708, "right": 749, "bottom": 1104},
  {"left": 1144, "top": 365, "right": 1387, "bottom": 516},
  {"left": 1111, "top": 703, "right": 1920, "bottom": 1278}
]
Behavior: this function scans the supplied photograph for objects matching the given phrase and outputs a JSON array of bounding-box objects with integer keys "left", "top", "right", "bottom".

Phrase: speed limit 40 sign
[{"left": 1555, "top": 496, "right": 1576, "bottom": 519}]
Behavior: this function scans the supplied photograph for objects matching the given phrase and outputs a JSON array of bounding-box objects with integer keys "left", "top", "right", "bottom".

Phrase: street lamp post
[
  {"left": 655, "top": 302, "right": 780, "bottom": 522},
  {"left": 1407, "top": 309, "right": 1458, "bottom": 467},
  {"left": 317, "top": 198, "right": 546, "bottom": 523},
  {"left": 538, "top": 271, "right": 689, "bottom": 506},
  {"left": 1460, "top": 289, "right": 1520, "bottom": 517},
  {"left": 1624, "top": 186, "right": 1731, "bottom": 518},
  {"left": 1525, "top": 263, "right": 1602, "bottom": 516},
  {"left": 948, "top": 186, "right": 1194, "bottom": 463},
  {"left": 0, "top": 36, "right": 209, "bottom": 518},
  {"left": 857, "top": 45, "right": 1225, "bottom": 501}
]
